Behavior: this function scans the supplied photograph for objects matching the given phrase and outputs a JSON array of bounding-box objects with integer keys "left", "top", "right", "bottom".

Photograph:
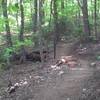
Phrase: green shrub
[
  {"left": 0, "top": 63, "right": 7, "bottom": 71},
  {"left": 1, "top": 39, "right": 33, "bottom": 63}
]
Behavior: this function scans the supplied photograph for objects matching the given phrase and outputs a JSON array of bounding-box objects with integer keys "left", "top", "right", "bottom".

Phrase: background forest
[{"left": 0, "top": 0, "right": 100, "bottom": 67}]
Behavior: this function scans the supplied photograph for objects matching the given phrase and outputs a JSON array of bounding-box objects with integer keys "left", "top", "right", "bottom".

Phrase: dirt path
[
  {"left": 33, "top": 42, "right": 94, "bottom": 100},
  {"left": 0, "top": 42, "right": 95, "bottom": 100}
]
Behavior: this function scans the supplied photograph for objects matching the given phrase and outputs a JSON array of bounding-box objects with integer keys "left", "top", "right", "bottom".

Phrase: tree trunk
[
  {"left": 37, "top": 0, "right": 44, "bottom": 66},
  {"left": 61, "top": 0, "right": 64, "bottom": 9},
  {"left": 19, "top": 0, "right": 26, "bottom": 63},
  {"left": 94, "top": 0, "right": 97, "bottom": 38},
  {"left": 30, "top": 0, "right": 33, "bottom": 25},
  {"left": 33, "top": 0, "right": 37, "bottom": 33},
  {"left": 19, "top": 0, "right": 24, "bottom": 41},
  {"left": 49, "top": 0, "right": 53, "bottom": 27},
  {"left": 2, "top": 0, "right": 13, "bottom": 67},
  {"left": 82, "top": 0, "right": 91, "bottom": 36},
  {"left": 77, "top": 0, "right": 91, "bottom": 37},
  {"left": 91, "top": 0, "right": 94, "bottom": 23},
  {"left": 76, "top": 1, "right": 81, "bottom": 28},
  {"left": 78, "top": 8, "right": 81, "bottom": 27},
  {"left": 53, "top": 0, "right": 58, "bottom": 59},
  {"left": 2, "top": 0, "right": 12, "bottom": 47},
  {"left": 97, "top": 0, "right": 100, "bottom": 14},
  {"left": 16, "top": 0, "right": 19, "bottom": 28}
]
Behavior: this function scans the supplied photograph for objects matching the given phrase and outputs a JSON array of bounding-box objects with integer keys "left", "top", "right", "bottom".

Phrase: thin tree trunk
[
  {"left": 78, "top": 9, "right": 81, "bottom": 27},
  {"left": 61, "top": 0, "right": 64, "bottom": 9},
  {"left": 33, "top": 0, "right": 37, "bottom": 33},
  {"left": 2, "top": 0, "right": 13, "bottom": 66},
  {"left": 2, "top": 0, "right": 12, "bottom": 47},
  {"left": 53, "top": 0, "right": 58, "bottom": 59},
  {"left": 91, "top": 0, "right": 94, "bottom": 22},
  {"left": 30, "top": 0, "right": 33, "bottom": 25},
  {"left": 60, "top": 0, "right": 65, "bottom": 36},
  {"left": 19, "top": 0, "right": 26, "bottom": 63},
  {"left": 37, "top": 0, "right": 44, "bottom": 66},
  {"left": 94, "top": 0, "right": 97, "bottom": 38},
  {"left": 40, "top": 0, "right": 44, "bottom": 24},
  {"left": 16, "top": 0, "right": 19, "bottom": 28},
  {"left": 49, "top": 0, "right": 53, "bottom": 27},
  {"left": 97, "top": 0, "right": 100, "bottom": 14},
  {"left": 19, "top": 0, "right": 24, "bottom": 41}
]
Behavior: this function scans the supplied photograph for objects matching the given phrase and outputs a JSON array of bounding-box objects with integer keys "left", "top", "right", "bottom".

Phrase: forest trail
[
  {"left": 0, "top": 42, "right": 96, "bottom": 100},
  {"left": 33, "top": 42, "right": 95, "bottom": 100}
]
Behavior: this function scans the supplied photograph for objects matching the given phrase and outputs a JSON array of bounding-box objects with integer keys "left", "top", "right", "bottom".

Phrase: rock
[
  {"left": 7, "top": 83, "right": 19, "bottom": 94},
  {"left": 90, "top": 62, "right": 96, "bottom": 67},
  {"left": 58, "top": 71, "right": 64, "bottom": 75},
  {"left": 82, "top": 88, "right": 87, "bottom": 92},
  {"left": 51, "top": 65, "right": 57, "bottom": 68}
]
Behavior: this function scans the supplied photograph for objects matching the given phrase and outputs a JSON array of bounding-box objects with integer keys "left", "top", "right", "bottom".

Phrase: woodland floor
[{"left": 0, "top": 40, "right": 100, "bottom": 100}]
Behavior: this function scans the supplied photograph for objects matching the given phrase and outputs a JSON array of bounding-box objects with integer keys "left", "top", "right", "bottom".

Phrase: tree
[
  {"left": 37, "top": 0, "right": 45, "bottom": 66},
  {"left": 61, "top": 0, "right": 64, "bottom": 9},
  {"left": 94, "top": 0, "right": 97, "bottom": 38},
  {"left": 77, "top": 0, "right": 91, "bottom": 37},
  {"left": 19, "top": 0, "right": 24, "bottom": 41},
  {"left": 53, "top": 0, "right": 59, "bottom": 59},
  {"left": 15, "top": 1, "right": 19, "bottom": 28},
  {"left": 33, "top": 0, "right": 37, "bottom": 33},
  {"left": 19, "top": 0, "right": 26, "bottom": 63},
  {"left": 2, "top": 0, "right": 12, "bottom": 47}
]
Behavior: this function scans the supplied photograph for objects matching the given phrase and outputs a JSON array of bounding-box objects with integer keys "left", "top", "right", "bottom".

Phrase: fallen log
[{"left": 10, "top": 50, "right": 49, "bottom": 63}]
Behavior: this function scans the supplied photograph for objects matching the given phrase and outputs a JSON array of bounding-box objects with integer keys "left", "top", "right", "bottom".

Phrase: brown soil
[{"left": 0, "top": 41, "right": 100, "bottom": 100}]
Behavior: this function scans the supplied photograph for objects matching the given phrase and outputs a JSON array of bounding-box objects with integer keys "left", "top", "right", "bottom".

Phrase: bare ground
[{"left": 0, "top": 41, "right": 100, "bottom": 100}]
